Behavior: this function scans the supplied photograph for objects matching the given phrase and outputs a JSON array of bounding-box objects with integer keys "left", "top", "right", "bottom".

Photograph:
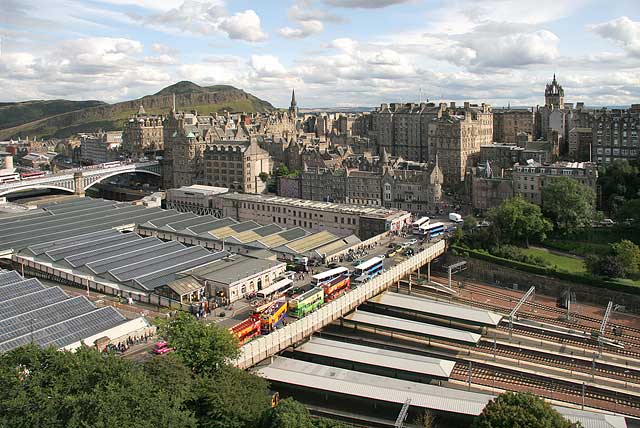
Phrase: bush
[{"left": 489, "top": 245, "right": 550, "bottom": 268}]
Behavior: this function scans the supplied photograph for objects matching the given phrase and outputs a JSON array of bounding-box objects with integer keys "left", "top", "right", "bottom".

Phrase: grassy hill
[
  {"left": 0, "top": 100, "right": 106, "bottom": 131},
  {"left": 0, "top": 82, "right": 275, "bottom": 140}
]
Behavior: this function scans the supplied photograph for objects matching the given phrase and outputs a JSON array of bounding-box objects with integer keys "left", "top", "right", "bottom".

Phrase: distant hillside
[
  {"left": 0, "top": 82, "right": 275, "bottom": 140},
  {"left": 0, "top": 100, "right": 106, "bottom": 131}
]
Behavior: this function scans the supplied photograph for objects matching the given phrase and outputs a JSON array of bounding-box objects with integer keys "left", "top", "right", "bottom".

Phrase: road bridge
[
  {"left": 234, "top": 239, "right": 446, "bottom": 369},
  {"left": 0, "top": 162, "right": 161, "bottom": 197}
]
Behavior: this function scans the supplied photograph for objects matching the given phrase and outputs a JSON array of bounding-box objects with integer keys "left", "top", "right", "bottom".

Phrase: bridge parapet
[{"left": 234, "top": 239, "right": 446, "bottom": 369}]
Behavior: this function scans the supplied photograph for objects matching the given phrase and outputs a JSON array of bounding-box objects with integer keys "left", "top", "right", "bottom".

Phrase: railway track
[
  {"left": 475, "top": 339, "right": 640, "bottom": 384},
  {"left": 397, "top": 281, "right": 640, "bottom": 358},
  {"left": 451, "top": 360, "right": 640, "bottom": 417}
]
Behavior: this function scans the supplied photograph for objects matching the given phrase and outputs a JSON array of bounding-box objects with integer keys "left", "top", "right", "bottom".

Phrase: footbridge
[
  {"left": 234, "top": 239, "right": 446, "bottom": 369},
  {"left": 0, "top": 162, "right": 161, "bottom": 197}
]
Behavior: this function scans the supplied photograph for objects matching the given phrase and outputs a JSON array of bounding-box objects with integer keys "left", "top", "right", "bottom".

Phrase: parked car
[
  {"left": 327, "top": 262, "right": 340, "bottom": 269},
  {"left": 601, "top": 218, "right": 615, "bottom": 226},
  {"left": 152, "top": 341, "right": 174, "bottom": 355},
  {"left": 407, "top": 238, "right": 418, "bottom": 245}
]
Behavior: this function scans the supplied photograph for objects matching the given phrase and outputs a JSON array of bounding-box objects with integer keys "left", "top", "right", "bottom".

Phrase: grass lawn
[{"left": 521, "top": 247, "right": 586, "bottom": 274}]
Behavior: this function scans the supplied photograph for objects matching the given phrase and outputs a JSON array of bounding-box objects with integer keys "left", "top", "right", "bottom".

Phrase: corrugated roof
[
  {"left": 295, "top": 338, "right": 455, "bottom": 378},
  {"left": 369, "top": 293, "right": 503, "bottom": 327},
  {"left": 166, "top": 277, "right": 204, "bottom": 296},
  {"left": 255, "top": 357, "right": 490, "bottom": 416},
  {"left": 285, "top": 230, "right": 338, "bottom": 253},
  {"left": 344, "top": 310, "right": 481, "bottom": 345}
]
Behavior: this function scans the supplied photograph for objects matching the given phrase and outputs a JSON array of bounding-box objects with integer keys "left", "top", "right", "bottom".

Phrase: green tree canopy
[
  {"left": 487, "top": 196, "right": 552, "bottom": 247},
  {"left": 598, "top": 160, "right": 640, "bottom": 212},
  {"left": 259, "top": 398, "right": 314, "bottom": 428},
  {"left": 612, "top": 240, "right": 640, "bottom": 277},
  {"left": 157, "top": 311, "right": 239, "bottom": 375},
  {"left": 0, "top": 345, "right": 197, "bottom": 428},
  {"left": 615, "top": 199, "right": 640, "bottom": 225},
  {"left": 472, "top": 392, "right": 579, "bottom": 428},
  {"left": 542, "top": 178, "right": 596, "bottom": 235},
  {"left": 195, "top": 365, "right": 272, "bottom": 428}
]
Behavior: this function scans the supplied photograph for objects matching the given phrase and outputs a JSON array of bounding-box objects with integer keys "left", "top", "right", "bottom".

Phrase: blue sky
[{"left": 0, "top": 0, "right": 639, "bottom": 107}]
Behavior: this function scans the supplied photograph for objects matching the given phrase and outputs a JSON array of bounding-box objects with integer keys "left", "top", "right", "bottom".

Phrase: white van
[{"left": 449, "top": 212, "right": 463, "bottom": 223}]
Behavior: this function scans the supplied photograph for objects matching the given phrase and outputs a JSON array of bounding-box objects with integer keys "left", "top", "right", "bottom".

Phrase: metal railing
[{"left": 234, "top": 239, "right": 446, "bottom": 369}]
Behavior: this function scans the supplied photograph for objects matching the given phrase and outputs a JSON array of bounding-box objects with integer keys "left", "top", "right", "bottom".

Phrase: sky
[{"left": 0, "top": 0, "right": 639, "bottom": 108}]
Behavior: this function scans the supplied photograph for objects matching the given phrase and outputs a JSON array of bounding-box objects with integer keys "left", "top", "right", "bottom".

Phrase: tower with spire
[
  {"left": 289, "top": 89, "right": 298, "bottom": 118},
  {"left": 545, "top": 74, "right": 564, "bottom": 109}
]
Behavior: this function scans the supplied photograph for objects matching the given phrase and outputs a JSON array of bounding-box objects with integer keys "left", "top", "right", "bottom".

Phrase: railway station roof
[
  {"left": 369, "top": 292, "right": 503, "bottom": 327},
  {"left": 294, "top": 337, "right": 456, "bottom": 379},
  {"left": 0, "top": 271, "right": 148, "bottom": 354},
  {"left": 343, "top": 310, "right": 482, "bottom": 345},
  {"left": 255, "top": 357, "right": 490, "bottom": 416},
  {"left": 255, "top": 357, "right": 627, "bottom": 428}
]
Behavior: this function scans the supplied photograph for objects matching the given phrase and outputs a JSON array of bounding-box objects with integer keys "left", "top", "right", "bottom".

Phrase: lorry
[{"left": 449, "top": 212, "right": 463, "bottom": 223}]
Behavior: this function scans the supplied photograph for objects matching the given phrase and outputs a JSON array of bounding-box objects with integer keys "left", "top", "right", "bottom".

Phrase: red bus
[
  {"left": 20, "top": 171, "right": 47, "bottom": 179},
  {"left": 322, "top": 274, "right": 350, "bottom": 301},
  {"left": 229, "top": 314, "right": 261, "bottom": 345}
]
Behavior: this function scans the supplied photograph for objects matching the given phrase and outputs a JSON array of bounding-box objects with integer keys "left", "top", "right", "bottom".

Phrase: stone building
[
  {"left": 381, "top": 158, "right": 443, "bottom": 214},
  {"left": 470, "top": 163, "right": 514, "bottom": 212},
  {"left": 202, "top": 138, "right": 272, "bottom": 194},
  {"left": 493, "top": 108, "right": 534, "bottom": 144},
  {"left": 80, "top": 131, "right": 121, "bottom": 164},
  {"left": 122, "top": 105, "right": 164, "bottom": 157},
  {"left": 591, "top": 106, "right": 640, "bottom": 165},
  {"left": 512, "top": 161, "right": 598, "bottom": 206},
  {"left": 426, "top": 103, "right": 493, "bottom": 185},
  {"left": 568, "top": 127, "right": 593, "bottom": 161}
]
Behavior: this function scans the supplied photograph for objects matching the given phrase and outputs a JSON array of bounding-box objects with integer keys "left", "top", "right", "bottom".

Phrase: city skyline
[{"left": 0, "top": 0, "right": 639, "bottom": 107}]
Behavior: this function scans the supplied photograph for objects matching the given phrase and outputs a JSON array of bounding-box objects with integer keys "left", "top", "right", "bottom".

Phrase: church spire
[{"left": 289, "top": 89, "right": 298, "bottom": 118}]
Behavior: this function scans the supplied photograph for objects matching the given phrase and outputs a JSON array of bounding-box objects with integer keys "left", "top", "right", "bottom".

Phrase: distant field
[{"left": 521, "top": 247, "right": 586, "bottom": 274}]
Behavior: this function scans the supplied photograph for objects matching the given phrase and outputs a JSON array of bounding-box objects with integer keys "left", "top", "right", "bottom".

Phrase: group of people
[{"left": 103, "top": 333, "right": 152, "bottom": 354}]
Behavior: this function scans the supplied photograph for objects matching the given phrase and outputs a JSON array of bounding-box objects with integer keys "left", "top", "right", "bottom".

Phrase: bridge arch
[
  {"left": 0, "top": 184, "right": 75, "bottom": 198},
  {"left": 82, "top": 168, "right": 161, "bottom": 191}
]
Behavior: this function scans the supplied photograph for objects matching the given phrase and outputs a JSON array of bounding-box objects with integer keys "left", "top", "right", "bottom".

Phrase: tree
[
  {"left": 615, "top": 199, "right": 640, "bottom": 225},
  {"left": 611, "top": 240, "right": 640, "bottom": 277},
  {"left": 585, "top": 254, "right": 626, "bottom": 279},
  {"left": 0, "top": 344, "right": 197, "bottom": 428},
  {"left": 195, "top": 366, "right": 272, "bottom": 428},
  {"left": 259, "top": 172, "right": 269, "bottom": 182},
  {"left": 542, "top": 178, "right": 596, "bottom": 235},
  {"left": 598, "top": 160, "right": 640, "bottom": 212},
  {"left": 259, "top": 398, "right": 314, "bottom": 428},
  {"left": 413, "top": 410, "right": 434, "bottom": 428},
  {"left": 487, "top": 196, "right": 552, "bottom": 247},
  {"left": 157, "top": 311, "right": 239, "bottom": 375},
  {"left": 472, "top": 392, "right": 579, "bottom": 428}
]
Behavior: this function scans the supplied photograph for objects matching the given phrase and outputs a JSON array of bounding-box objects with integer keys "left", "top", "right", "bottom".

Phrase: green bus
[{"left": 288, "top": 287, "right": 324, "bottom": 318}]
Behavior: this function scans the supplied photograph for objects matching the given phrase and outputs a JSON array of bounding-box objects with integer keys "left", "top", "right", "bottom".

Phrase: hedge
[{"left": 452, "top": 245, "right": 640, "bottom": 295}]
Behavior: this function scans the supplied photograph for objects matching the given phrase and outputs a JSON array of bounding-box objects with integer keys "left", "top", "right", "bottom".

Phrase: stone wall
[{"left": 442, "top": 254, "right": 640, "bottom": 313}]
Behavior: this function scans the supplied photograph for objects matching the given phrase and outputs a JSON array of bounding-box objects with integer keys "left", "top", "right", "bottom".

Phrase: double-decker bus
[
  {"left": 260, "top": 298, "right": 288, "bottom": 334},
  {"left": 411, "top": 216, "right": 430, "bottom": 234},
  {"left": 256, "top": 278, "right": 293, "bottom": 301},
  {"left": 353, "top": 256, "right": 384, "bottom": 284},
  {"left": 288, "top": 287, "right": 324, "bottom": 318},
  {"left": 229, "top": 314, "right": 261, "bottom": 345},
  {"left": 311, "top": 267, "right": 349, "bottom": 286},
  {"left": 322, "top": 274, "right": 350, "bottom": 300},
  {"left": 415, "top": 221, "right": 446, "bottom": 239}
]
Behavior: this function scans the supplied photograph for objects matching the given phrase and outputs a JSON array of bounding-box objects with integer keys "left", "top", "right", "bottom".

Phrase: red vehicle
[
  {"left": 152, "top": 341, "right": 174, "bottom": 355},
  {"left": 322, "top": 274, "right": 350, "bottom": 301},
  {"left": 229, "top": 314, "right": 261, "bottom": 345},
  {"left": 20, "top": 171, "right": 47, "bottom": 179}
]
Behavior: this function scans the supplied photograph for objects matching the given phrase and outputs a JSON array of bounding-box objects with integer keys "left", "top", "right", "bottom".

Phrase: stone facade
[
  {"left": 512, "top": 161, "right": 598, "bottom": 206},
  {"left": 591, "top": 106, "right": 640, "bottom": 165},
  {"left": 122, "top": 105, "right": 164, "bottom": 157},
  {"left": 426, "top": 103, "right": 493, "bottom": 185},
  {"left": 493, "top": 108, "right": 534, "bottom": 144},
  {"left": 79, "top": 131, "right": 121, "bottom": 164},
  {"left": 202, "top": 139, "right": 272, "bottom": 193},
  {"left": 568, "top": 127, "right": 593, "bottom": 162}
]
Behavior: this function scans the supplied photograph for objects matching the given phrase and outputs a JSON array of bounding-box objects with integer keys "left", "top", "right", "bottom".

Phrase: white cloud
[
  {"left": 218, "top": 10, "right": 267, "bottom": 42},
  {"left": 324, "top": 0, "right": 411, "bottom": 8},
  {"left": 590, "top": 16, "right": 640, "bottom": 57},
  {"left": 278, "top": 0, "right": 343, "bottom": 39},
  {"left": 141, "top": 1, "right": 266, "bottom": 42},
  {"left": 250, "top": 55, "right": 288, "bottom": 77}
]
